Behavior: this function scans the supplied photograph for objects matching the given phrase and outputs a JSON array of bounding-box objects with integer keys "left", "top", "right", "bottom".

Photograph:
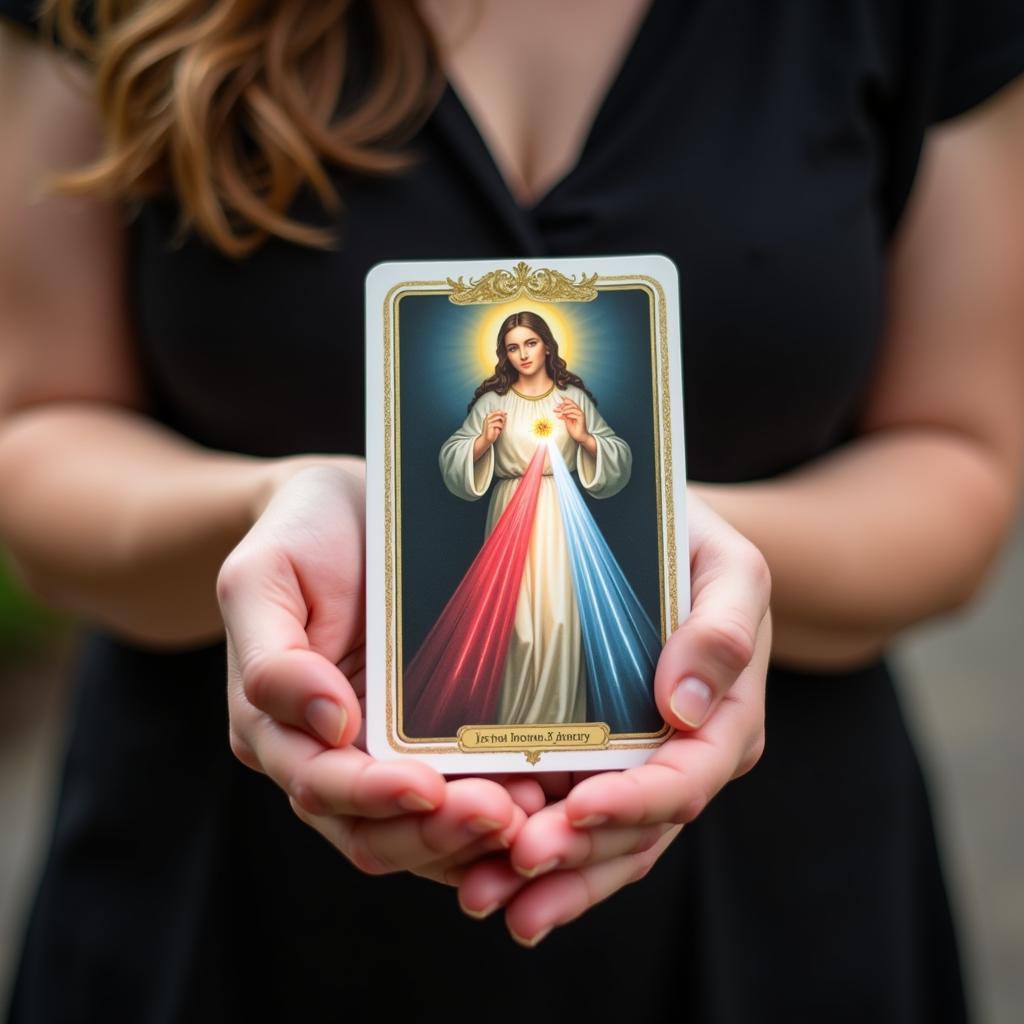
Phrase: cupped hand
[
  {"left": 456, "top": 491, "right": 772, "bottom": 944},
  {"left": 219, "top": 462, "right": 533, "bottom": 884}
]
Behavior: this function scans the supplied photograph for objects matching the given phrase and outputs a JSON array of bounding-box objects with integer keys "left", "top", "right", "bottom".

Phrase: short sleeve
[
  {"left": 931, "top": 0, "right": 1024, "bottom": 121},
  {"left": 877, "top": 0, "right": 1024, "bottom": 233}
]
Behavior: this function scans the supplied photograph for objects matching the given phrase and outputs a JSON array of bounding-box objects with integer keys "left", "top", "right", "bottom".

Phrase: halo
[{"left": 470, "top": 301, "right": 577, "bottom": 378}]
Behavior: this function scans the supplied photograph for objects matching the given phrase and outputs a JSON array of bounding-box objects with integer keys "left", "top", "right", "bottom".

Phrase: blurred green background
[{"left": 0, "top": 558, "right": 64, "bottom": 661}]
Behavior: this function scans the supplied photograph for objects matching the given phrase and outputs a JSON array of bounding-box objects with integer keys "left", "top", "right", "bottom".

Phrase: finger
[
  {"left": 457, "top": 857, "right": 531, "bottom": 919},
  {"left": 502, "top": 827, "right": 681, "bottom": 946},
  {"left": 509, "top": 801, "right": 673, "bottom": 877},
  {"left": 219, "top": 537, "right": 310, "bottom": 684},
  {"left": 218, "top": 468, "right": 365, "bottom": 665},
  {"left": 480, "top": 774, "right": 548, "bottom": 816},
  {"left": 561, "top": 763, "right": 704, "bottom": 829},
  {"left": 565, "top": 632, "right": 768, "bottom": 828},
  {"left": 245, "top": 710, "right": 446, "bottom": 818},
  {"left": 226, "top": 700, "right": 261, "bottom": 772},
  {"left": 219, "top": 511, "right": 363, "bottom": 747},
  {"left": 294, "top": 823, "right": 508, "bottom": 896},
  {"left": 342, "top": 778, "right": 519, "bottom": 874},
  {"left": 227, "top": 640, "right": 264, "bottom": 771},
  {"left": 288, "top": 789, "right": 522, "bottom": 881},
  {"left": 239, "top": 646, "right": 363, "bottom": 748},
  {"left": 338, "top": 645, "right": 366, "bottom": 697},
  {"left": 655, "top": 525, "right": 770, "bottom": 731},
  {"left": 410, "top": 804, "right": 530, "bottom": 887}
]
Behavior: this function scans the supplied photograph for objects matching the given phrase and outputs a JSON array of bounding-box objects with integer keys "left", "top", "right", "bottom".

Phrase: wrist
[{"left": 250, "top": 455, "right": 364, "bottom": 523}]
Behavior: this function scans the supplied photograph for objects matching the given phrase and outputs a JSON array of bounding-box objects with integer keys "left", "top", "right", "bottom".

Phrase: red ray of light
[{"left": 403, "top": 443, "right": 547, "bottom": 737}]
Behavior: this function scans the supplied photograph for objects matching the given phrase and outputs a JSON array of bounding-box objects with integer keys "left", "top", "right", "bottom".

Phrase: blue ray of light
[{"left": 547, "top": 441, "right": 663, "bottom": 733}]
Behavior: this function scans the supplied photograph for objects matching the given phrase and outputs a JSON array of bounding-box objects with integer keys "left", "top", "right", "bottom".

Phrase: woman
[
  {"left": 405, "top": 309, "right": 656, "bottom": 736},
  {"left": 0, "top": 0, "right": 1021, "bottom": 1020}
]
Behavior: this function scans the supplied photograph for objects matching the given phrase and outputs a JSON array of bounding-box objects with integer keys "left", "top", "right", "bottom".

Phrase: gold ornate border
[
  {"left": 447, "top": 260, "right": 600, "bottom": 304},
  {"left": 381, "top": 265, "right": 679, "bottom": 760}
]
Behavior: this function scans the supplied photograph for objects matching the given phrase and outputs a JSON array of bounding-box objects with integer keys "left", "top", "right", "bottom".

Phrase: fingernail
[
  {"left": 510, "top": 926, "right": 552, "bottom": 949},
  {"left": 461, "top": 900, "right": 500, "bottom": 920},
  {"left": 492, "top": 824, "right": 515, "bottom": 849},
  {"left": 305, "top": 698, "right": 347, "bottom": 746},
  {"left": 517, "top": 857, "right": 559, "bottom": 879},
  {"left": 671, "top": 677, "right": 712, "bottom": 728},
  {"left": 467, "top": 816, "right": 505, "bottom": 835},
  {"left": 571, "top": 814, "right": 608, "bottom": 828},
  {"left": 397, "top": 791, "right": 438, "bottom": 812}
]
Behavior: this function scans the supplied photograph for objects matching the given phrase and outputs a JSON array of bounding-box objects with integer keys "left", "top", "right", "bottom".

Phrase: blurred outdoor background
[{"left": 1, "top": 513, "right": 1023, "bottom": 1020}]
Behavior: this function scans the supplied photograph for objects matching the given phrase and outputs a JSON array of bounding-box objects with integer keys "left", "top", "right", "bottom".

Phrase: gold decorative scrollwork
[{"left": 447, "top": 261, "right": 599, "bottom": 304}]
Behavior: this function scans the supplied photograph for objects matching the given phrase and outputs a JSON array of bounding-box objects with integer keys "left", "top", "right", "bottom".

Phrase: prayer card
[{"left": 366, "top": 255, "right": 687, "bottom": 772}]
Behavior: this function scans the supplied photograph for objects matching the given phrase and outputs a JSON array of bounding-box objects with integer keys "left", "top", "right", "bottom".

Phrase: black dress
[{"left": 4, "top": 1, "right": 1024, "bottom": 1021}]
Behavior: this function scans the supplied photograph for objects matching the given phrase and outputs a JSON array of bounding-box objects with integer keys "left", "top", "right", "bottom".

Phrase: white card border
[{"left": 366, "top": 254, "right": 688, "bottom": 773}]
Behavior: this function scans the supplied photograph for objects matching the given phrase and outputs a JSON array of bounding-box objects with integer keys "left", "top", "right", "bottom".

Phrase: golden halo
[
  {"left": 470, "top": 301, "right": 577, "bottom": 378},
  {"left": 532, "top": 417, "right": 554, "bottom": 438}
]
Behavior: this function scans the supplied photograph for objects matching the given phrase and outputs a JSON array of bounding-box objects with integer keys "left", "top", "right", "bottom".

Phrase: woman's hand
[
  {"left": 553, "top": 396, "right": 593, "bottom": 450},
  {"left": 218, "top": 462, "right": 531, "bottom": 883},
  {"left": 474, "top": 410, "right": 508, "bottom": 460},
  {"left": 455, "top": 491, "right": 772, "bottom": 944}
]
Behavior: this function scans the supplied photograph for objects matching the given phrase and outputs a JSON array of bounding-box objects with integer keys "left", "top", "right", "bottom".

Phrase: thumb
[{"left": 655, "top": 528, "right": 770, "bottom": 731}]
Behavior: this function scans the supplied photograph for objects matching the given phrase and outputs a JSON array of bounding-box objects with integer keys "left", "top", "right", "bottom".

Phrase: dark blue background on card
[{"left": 396, "top": 288, "right": 665, "bottom": 660}]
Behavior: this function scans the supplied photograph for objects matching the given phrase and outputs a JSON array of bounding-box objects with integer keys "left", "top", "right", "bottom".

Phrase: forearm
[
  {"left": 472, "top": 435, "right": 489, "bottom": 461},
  {"left": 696, "top": 427, "right": 1021, "bottom": 669},
  {"left": 0, "top": 402, "right": 348, "bottom": 647}
]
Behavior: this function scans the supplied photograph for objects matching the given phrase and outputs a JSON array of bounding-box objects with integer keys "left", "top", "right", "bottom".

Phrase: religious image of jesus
[
  {"left": 439, "top": 309, "right": 631, "bottom": 725},
  {"left": 402, "top": 309, "right": 663, "bottom": 739}
]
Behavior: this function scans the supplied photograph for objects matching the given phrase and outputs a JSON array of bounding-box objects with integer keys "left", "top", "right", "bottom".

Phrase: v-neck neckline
[{"left": 432, "top": 0, "right": 664, "bottom": 222}]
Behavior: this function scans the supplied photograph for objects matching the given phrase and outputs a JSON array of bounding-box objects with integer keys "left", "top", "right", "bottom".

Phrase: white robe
[{"left": 438, "top": 383, "right": 631, "bottom": 724}]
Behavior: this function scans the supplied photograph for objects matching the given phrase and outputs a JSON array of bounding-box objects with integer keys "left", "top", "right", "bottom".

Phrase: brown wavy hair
[
  {"left": 469, "top": 311, "right": 595, "bottom": 411},
  {"left": 41, "top": 0, "right": 444, "bottom": 257}
]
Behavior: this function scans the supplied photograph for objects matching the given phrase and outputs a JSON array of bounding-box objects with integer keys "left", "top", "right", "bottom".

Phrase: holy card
[{"left": 365, "top": 255, "right": 687, "bottom": 772}]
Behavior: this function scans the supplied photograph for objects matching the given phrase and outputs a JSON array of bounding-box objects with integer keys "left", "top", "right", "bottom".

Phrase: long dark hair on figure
[{"left": 468, "top": 311, "right": 595, "bottom": 411}]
